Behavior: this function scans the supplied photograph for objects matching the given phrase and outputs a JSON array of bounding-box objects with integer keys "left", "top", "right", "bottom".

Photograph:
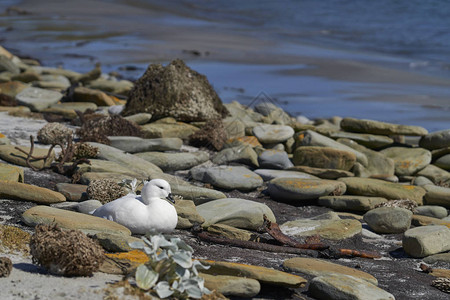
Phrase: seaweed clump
[
  {"left": 432, "top": 278, "right": 450, "bottom": 294},
  {"left": 0, "top": 257, "right": 13, "bottom": 278},
  {"left": 87, "top": 179, "right": 127, "bottom": 204},
  {"left": 189, "top": 119, "right": 227, "bottom": 151},
  {"left": 29, "top": 224, "right": 104, "bottom": 276},
  {"left": 374, "top": 199, "right": 417, "bottom": 212},
  {"left": 0, "top": 224, "right": 31, "bottom": 254},
  {"left": 73, "top": 142, "right": 99, "bottom": 159},
  {"left": 76, "top": 113, "right": 143, "bottom": 145},
  {"left": 37, "top": 122, "right": 73, "bottom": 145}
]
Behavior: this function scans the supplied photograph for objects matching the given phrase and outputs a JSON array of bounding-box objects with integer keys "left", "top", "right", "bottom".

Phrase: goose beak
[{"left": 166, "top": 193, "right": 175, "bottom": 203}]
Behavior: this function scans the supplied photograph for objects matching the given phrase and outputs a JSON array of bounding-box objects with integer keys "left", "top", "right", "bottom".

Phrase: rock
[
  {"left": 0, "top": 81, "right": 29, "bottom": 99},
  {"left": 123, "top": 59, "right": 228, "bottom": 121},
  {"left": 135, "top": 151, "right": 209, "bottom": 171},
  {"left": 197, "top": 198, "right": 276, "bottom": 230},
  {"left": 326, "top": 130, "right": 394, "bottom": 148},
  {"left": 31, "top": 66, "right": 82, "bottom": 82},
  {"left": 380, "top": 147, "right": 431, "bottom": 176},
  {"left": 76, "top": 159, "right": 142, "bottom": 178},
  {"left": 224, "top": 101, "right": 264, "bottom": 126},
  {"left": 435, "top": 154, "right": 450, "bottom": 171},
  {"left": 123, "top": 113, "right": 152, "bottom": 125},
  {"left": 199, "top": 260, "right": 306, "bottom": 288},
  {"left": 86, "top": 78, "right": 134, "bottom": 95},
  {"left": 258, "top": 149, "right": 293, "bottom": 169},
  {"left": 268, "top": 178, "right": 346, "bottom": 202},
  {"left": 50, "top": 101, "right": 97, "bottom": 113},
  {"left": 171, "top": 184, "right": 226, "bottom": 205},
  {"left": 192, "top": 165, "right": 263, "bottom": 191},
  {"left": 76, "top": 200, "right": 102, "bottom": 214},
  {"left": 92, "top": 232, "right": 144, "bottom": 252},
  {"left": 280, "top": 213, "right": 362, "bottom": 240},
  {"left": 79, "top": 172, "right": 136, "bottom": 186},
  {"left": 224, "top": 136, "right": 262, "bottom": 149},
  {"left": 402, "top": 225, "right": 450, "bottom": 258},
  {"left": 423, "top": 253, "right": 450, "bottom": 264},
  {"left": 338, "top": 138, "right": 395, "bottom": 177},
  {"left": 419, "top": 129, "right": 450, "bottom": 150},
  {"left": 73, "top": 86, "right": 116, "bottom": 106},
  {"left": 22, "top": 206, "right": 131, "bottom": 236},
  {"left": 0, "top": 163, "right": 24, "bottom": 182},
  {"left": 55, "top": 183, "right": 88, "bottom": 202},
  {"left": 0, "top": 181, "right": 65, "bottom": 204},
  {"left": 108, "top": 136, "right": 182, "bottom": 153},
  {"left": 252, "top": 124, "right": 294, "bottom": 144},
  {"left": 363, "top": 207, "right": 412, "bottom": 233},
  {"left": 174, "top": 200, "right": 205, "bottom": 225},
  {"left": 107, "top": 105, "right": 124, "bottom": 115},
  {"left": 12, "top": 71, "right": 40, "bottom": 84},
  {"left": 341, "top": 117, "right": 428, "bottom": 136},
  {"left": 15, "top": 87, "right": 63, "bottom": 111},
  {"left": 87, "top": 142, "right": 162, "bottom": 177},
  {"left": 283, "top": 257, "right": 378, "bottom": 285},
  {"left": 0, "top": 55, "right": 20, "bottom": 74},
  {"left": 207, "top": 224, "right": 257, "bottom": 241},
  {"left": 33, "top": 74, "right": 71, "bottom": 90},
  {"left": 414, "top": 205, "right": 448, "bottom": 219},
  {"left": 318, "top": 195, "right": 387, "bottom": 212},
  {"left": 140, "top": 121, "right": 199, "bottom": 139},
  {"left": 309, "top": 274, "right": 395, "bottom": 300},
  {"left": 423, "top": 184, "right": 450, "bottom": 208},
  {"left": 254, "top": 169, "right": 318, "bottom": 181},
  {"left": 293, "top": 146, "right": 356, "bottom": 171},
  {"left": 222, "top": 118, "right": 245, "bottom": 139},
  {"left": 412, "top": 176, "right": 434, "bottom": 186},
  {"left": 212, "top": 145, "right": 259, "bottom": 167},
  {"left": 296, "top": 130, "right": 368, "bottom": 166},
  {"left": 338, "top": 177, "right": 426, "bottom": 205},
  {"left": 200, "top": 273, "right": 260, "bottom": 297},
  {"left": 411, "top": 215, "right": 450, "bottom": 227},
  {"left": 288, "top": 165, "right": 354, "bottom": 179},
  {"left": 416, "top": 165, "right": 450, "bottom": 186}
]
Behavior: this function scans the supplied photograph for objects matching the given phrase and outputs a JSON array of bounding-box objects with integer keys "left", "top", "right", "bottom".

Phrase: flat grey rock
[
  {"left": 363, "top": 207, "right": 412, "bottom": 234},
  {"left": 197, "top": 198, "right": 276, "bottom": 230},
  {"left": 108, "top": 136, "right": 182, "bottom": 153},
  {"left": 15, "top": 87, "right": 63, "bottom": 112},
  {"left": 258, "top": 149, "right": 293, "bottom": 169}
]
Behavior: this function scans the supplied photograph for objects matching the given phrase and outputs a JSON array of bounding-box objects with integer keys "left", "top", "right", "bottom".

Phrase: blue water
[{"left": 1, "top": 0, "right": 450, "bottom": 131}]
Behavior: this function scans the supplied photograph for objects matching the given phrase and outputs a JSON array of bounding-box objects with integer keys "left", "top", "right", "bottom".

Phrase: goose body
[{"left": 93, "top": 179, "right": 177, "bottom": 234}]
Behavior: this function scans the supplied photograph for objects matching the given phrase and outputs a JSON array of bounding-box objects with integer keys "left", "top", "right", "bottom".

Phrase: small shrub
[{"left": 129, "top": 233, "right": 211, "bottom": 299}]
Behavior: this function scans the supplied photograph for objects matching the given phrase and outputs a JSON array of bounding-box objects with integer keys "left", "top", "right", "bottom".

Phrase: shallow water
[{"left": 1, "top": 0, "right": 449, "bottom": 131}]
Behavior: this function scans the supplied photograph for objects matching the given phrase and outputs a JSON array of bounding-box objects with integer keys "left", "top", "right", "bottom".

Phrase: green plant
[{"left": 129, "top": 234, "right": 211, "bottom": 299}]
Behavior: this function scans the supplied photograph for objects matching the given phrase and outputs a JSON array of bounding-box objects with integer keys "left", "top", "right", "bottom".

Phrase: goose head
[{"left": 141, "top": 179, "right": 174, "bottom": 204}]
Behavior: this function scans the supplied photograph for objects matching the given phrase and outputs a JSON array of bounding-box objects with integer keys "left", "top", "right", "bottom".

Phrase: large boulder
[{"left": 122, "top": 59, "right": 228, "bottom": 122}]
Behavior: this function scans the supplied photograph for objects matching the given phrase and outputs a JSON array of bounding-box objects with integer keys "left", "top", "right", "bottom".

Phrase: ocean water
[{"left": 2, "top": 0, "right": 450, "bottom": 131}]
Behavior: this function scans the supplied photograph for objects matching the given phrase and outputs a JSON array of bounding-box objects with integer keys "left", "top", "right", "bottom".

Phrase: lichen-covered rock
[
  {"left": 30, "top": 224, "right": 104, "bottom": 276},
  {"left": 37, "top": 122, "right": 73, "bottom": 145},
  {"left": 122, "top": 59, "right": 228, "bottom": 122},
  {"left": 0, "top": 257, "right": 12, "bottom": 278},
  {"left": 86, "top": 179, "right": 127, "bottom": 204}
]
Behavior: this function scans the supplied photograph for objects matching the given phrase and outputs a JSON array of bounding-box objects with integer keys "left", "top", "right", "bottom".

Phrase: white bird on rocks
[{"left": 93, "top": 179, "right": 178, "bottom": 234}]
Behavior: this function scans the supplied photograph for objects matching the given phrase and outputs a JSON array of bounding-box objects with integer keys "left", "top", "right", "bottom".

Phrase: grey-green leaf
[
  {"left": 172, "top": 251, "right": 193, "bottom": 268},
  {"left": 155, "top": 281, "right": 174, "bottom": 298},
  {"left": 135, "top": 265, "right": 159, "bottom": 290}
]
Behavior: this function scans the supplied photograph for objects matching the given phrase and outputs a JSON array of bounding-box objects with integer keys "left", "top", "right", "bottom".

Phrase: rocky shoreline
[{"left": 1, "top": 45, "right": 450, "bottom": 299}]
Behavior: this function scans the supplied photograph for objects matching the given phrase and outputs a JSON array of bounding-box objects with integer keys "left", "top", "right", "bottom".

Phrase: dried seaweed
[
  {"left": 29, "top": 224, "right": 104, "bottom": 276},
  {"left": 189, "top": 119, "right": 227, "bottom": 151}
]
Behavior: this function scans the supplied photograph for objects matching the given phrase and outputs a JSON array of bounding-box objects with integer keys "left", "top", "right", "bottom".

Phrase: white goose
[{"left": 93, "top": 179, "right": 178, "bottom": 234}]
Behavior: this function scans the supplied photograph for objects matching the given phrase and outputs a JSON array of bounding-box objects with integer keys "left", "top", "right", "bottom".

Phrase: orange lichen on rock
[{"left": 105, "top": 250, "right": 149, "bottom": 264}]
